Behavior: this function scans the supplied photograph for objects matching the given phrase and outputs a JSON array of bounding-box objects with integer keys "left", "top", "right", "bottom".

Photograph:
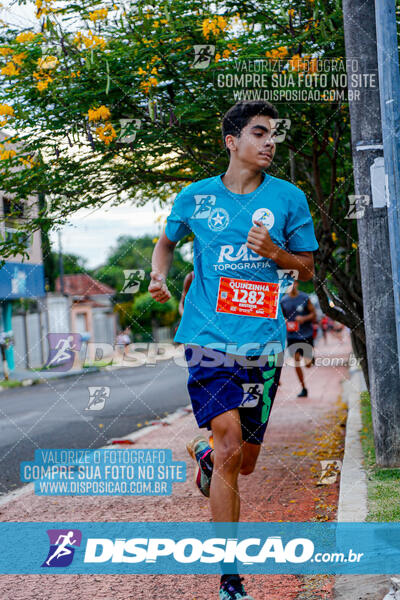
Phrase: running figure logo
[
  {"left": 121, "top": 269, "right": 145, "bottom": 294},
  {"left": 240, "top": 383, "right": 264, "bottom": 408},
  {"left": 86, "top": 386, "right": 110, "bottom": 410},
  {"left": 44, "top": 333, "right": 82, "bottom": 372},
  {"left": 192, "top": 45, "right": 215, "bottom": 69},
  {"left": 192, "top": 195, "right": 216, "bottom": 219},
  {"left": 42, "top": 529, "right": 82, "bottom": 567},
  {"left": 277, "top": 269, "right": 299, "bottom": 293}
]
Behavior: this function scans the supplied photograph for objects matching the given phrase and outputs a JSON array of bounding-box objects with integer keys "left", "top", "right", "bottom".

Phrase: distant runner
[{"left": 281, "top": 280, "right": 316, "bottom": 397}]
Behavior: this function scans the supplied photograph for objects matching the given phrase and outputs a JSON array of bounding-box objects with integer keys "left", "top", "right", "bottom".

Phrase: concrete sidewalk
[{"left": 0, "top": 333, "right": 352, "bottom": 600}]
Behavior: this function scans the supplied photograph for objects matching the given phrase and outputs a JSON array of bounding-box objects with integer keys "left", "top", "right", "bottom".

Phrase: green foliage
[
  {"left": 130, "top": 292, "right": 179, "bottom": 338},
  {"left": 93, "top": 233, "right": 192, "bottom": 299},
  {"left": 0, "top": 0, "right": 366, "bottom": 364},
  {"left": 93, "top": 234, "right": 190, "bottom": 332}
]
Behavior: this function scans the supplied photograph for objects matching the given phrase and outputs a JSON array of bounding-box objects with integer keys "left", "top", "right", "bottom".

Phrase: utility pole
[
  {"left": 342, "top": 0, "right": 400, "bottom": 466},
  {"left": 58, "top": 230, "right": 64, "bottom": 295},
  {"left": 375, "top": 1, "right": 400, "bottom": 378}
]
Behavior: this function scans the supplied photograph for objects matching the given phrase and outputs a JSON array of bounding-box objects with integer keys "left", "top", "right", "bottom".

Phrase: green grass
[
  {"left": 360, "top": 391, "right": 400, "bottom": 521},
  {"left": 83, "top": 360, "right": 112, "bottom": 368},
  {"left": 0, "top": 379, "right": 22, "bottom": 388}
]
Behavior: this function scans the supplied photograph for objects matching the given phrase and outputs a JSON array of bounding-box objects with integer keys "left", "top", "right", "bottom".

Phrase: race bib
[
  {"left": 216, "top": 277, "right": 279, "bottom": 319},
  {"left": 286, "top": 320, "right": 299, "bottom": 332}
]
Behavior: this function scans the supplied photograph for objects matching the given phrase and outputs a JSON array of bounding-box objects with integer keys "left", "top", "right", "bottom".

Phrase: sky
[{"left": 49, "top": 202, "right": 166, "bottom": 269}]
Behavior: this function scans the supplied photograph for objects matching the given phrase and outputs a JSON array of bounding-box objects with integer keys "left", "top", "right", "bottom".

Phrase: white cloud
[{"left": 50, "top": 201, "right": 169, "bottom": 268}]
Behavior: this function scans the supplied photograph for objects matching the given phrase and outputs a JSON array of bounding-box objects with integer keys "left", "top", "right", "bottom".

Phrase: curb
[
  {"left": 1, "top": 352, "right": 178, "bottom": 389},
  {"left": 337, "top": 368, "right": 368, "bottom": 522},
  {"left": 334, "top": 369, "right": 400, "bottom": 600},
  {"left": 0, "top": 367, "right": 100, "bottom": 390}
]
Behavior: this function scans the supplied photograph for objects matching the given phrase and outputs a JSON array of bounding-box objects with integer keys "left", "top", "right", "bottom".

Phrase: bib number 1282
[
  {"left": 232, "top": 288, "right": 264, "bottom": 305},
  {"left": 216, "top": 276, "right": 279, "bottom": 319}
]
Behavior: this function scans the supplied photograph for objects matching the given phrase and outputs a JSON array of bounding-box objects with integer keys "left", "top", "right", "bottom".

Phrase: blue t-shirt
[
  {"left": 164, "top": 171, "right": 319, "bottom": 356},
  {"left": 281, "top": 290, "right": 314, "bottom": 341}
]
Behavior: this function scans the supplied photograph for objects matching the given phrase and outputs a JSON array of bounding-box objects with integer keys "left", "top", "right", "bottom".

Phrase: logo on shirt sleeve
[
  {"left": 192, "top": 195, "right": 216, "bottom": 218},
  {"left": 208, "top": 207, "right": 230, "bottom": 231},
  {"left": 252, "top": 208, "right": 275, "bottom": 230}
]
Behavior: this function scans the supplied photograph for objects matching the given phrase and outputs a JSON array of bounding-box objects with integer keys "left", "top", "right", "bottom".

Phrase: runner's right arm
[{"left": 148, "top": 232, "right": 176, "bottom": 303}]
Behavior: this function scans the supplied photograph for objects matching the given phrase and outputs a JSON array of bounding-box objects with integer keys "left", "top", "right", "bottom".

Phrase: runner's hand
[
  {"left": 148, "top": 271, "right": 171, "bottom": 303},
  {"left": 246, "top": 220, "right": 278, "bottom": 259}
]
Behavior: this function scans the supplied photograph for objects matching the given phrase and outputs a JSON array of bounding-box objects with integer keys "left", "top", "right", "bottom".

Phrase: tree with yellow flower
[{"left": 0, "top": 0, "right": 374, "bottom": 375}]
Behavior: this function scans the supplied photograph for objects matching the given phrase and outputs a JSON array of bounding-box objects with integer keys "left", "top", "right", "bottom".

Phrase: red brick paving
[{"left": 0, "top": 333, "right": 351, "bottom": 599}]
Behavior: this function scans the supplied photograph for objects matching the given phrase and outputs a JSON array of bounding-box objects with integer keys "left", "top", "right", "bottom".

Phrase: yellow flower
[
  {"left": 308, "top": 57, "right": 319, "bottom": 73},
  {"left": 12, "top": 52, "right": 26, "bottom": 65},
  {"left": 19, "top": 156, "right": 35, "bottom": 168},
  {"left": 35, "top": 0, "right": 57, "bottom": 18},
  {"left": 1, "top": 62, "right": 20, "bottom": 76},
  {"left": 150, "top": 66, "right": 158, "bottom": 75},
  {"left": 0, "top": 47, "right": 12, "bottom": 56},
  {"left": 74, "top": 31, "right": 106, "bottom": 50},
  {"left": 265, "top": 47, "right": 289, "bottom": 59},
  {"left": 88, "top": 105, "right": 111, "bottom": 121},
  {"left": 95, "top": 122, "right": 117, "bottom": 145},
  {"left": 84, "top": 32, "right": 106, "bottom": 50},
  {"left": 139, "top": 75, "right": 158, "bottom": 94},
  {"left": 0, "top": 149, "right": 17, "bottom": 160},
  {"left": 73, "top": 32, "right": 83, "bottom": 45},
  {"left": 222, "top": 49, "right": 230, "bottom": 58},
  {"left": 15, "top": 32, "right": 38, "bottom": 43},
  {"left": 89, "top": 8, "right": 108, "bottom": 21},
  {"left": 288, "top": 9, "right": 295, "bottom": 17},
  {"left": 0, "top": 104, "right": 14, "bottom": 117},
  {"left": 352, "top": 242, "right": 357, "bottom": 249},
  {"left": 152, "top": 237, "right": 159, "bottom": 244},
  {"left": 37, "top": 55, "right": 58, "bottom": 69},
  {"left": 215, "top": 52, "right": 221, "bottom": 62},
  {"left": 288, "top": 54, "right": 307, "bottom": 72},
  {"left": 202, "top": 15, "right": 229, "bottom": 40},
  {"left": 138, "top": 67, "right": 147, "bottom": 75},
  {"left": 37, "top": 79, "right": 50, "bottom": 91},
  {"left": 332, "top": 232, "right": 337, "bottom": 242}
]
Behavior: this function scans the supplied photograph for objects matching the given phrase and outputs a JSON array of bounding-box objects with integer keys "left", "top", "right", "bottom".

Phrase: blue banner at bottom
[{"left": 0, "top": 522, "right": 399, "bottom": 574}]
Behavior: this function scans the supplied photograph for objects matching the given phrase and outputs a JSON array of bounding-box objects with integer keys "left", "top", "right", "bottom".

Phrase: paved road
[{"left": 0, "top": 359, "right": 188, "bottom": 496}]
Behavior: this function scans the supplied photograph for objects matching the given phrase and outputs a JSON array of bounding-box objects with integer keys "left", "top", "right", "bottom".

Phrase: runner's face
[{"left": 234, "top": 115, "right": 277, "bottom": 168}]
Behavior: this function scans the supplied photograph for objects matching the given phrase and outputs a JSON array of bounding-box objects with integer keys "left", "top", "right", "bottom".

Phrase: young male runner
[
  {"left": 149, "top": 101, "right": 318, "bottom": 599},
  {"left": 281, "top": 280, "right": 317, "bottom": 397}
]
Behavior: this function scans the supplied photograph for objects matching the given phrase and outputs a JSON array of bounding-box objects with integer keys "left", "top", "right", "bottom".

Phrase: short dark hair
[{"left": 221, "top": 101, "right": 279, "bottom": 157}]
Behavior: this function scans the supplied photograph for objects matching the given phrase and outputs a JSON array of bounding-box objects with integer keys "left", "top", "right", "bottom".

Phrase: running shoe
[
  {"left": 219, "top": 575, "right": 255, "bottom": 600},
  {"left": 297, "top": 387, "right": 308, "bottom": 397},
  {"left": 186, "top": 435, "right": 213, "bottom": 497}
]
